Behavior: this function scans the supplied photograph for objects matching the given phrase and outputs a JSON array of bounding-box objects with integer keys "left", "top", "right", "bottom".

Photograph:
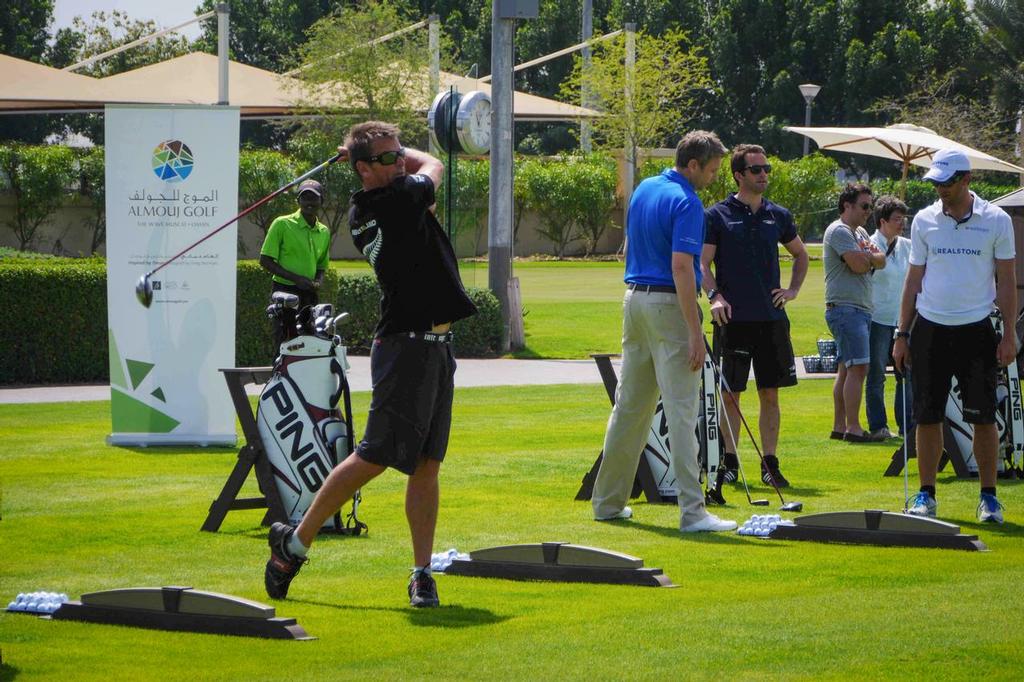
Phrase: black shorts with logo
[
  {"left": 713, "top": 319, "right": 798, "bottom": 392},
  {"left": 356, "top": 333, "right": 457, "bottom": 475},
  {"left": 910, "top": 315, "right": 998, "bottom": 425}
]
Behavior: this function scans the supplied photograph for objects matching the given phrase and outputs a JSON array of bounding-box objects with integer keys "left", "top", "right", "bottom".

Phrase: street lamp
[{"left": 798, "top": 83, "right": 821, "bottom": 156}]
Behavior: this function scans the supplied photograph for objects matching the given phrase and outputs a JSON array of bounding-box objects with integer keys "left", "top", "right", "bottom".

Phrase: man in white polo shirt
[{"left": 892, "top": 148, "right": 1017, "bottom": 524}]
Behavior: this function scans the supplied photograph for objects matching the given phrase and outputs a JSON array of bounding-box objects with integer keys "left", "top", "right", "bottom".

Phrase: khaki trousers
[{"left": 592, "top": 289, "right": 707, "bottom": 527}]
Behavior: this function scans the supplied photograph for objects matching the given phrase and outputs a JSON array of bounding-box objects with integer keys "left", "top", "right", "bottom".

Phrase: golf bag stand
[
  {"left": 575, "top": 353, "right": 724, "bottom": 505},
  {"left": 884, "top": 308, "right": 1024, "bottom": 479}
]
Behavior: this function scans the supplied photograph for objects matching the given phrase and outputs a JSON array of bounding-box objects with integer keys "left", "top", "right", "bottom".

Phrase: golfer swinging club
[{"left": 263, "top": 121, "right": 477, "bottom": 607}]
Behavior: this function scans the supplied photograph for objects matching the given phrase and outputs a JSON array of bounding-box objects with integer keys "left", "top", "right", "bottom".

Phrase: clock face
[{"left": 455, "top": 91, "right": 492, "bottom": 155}]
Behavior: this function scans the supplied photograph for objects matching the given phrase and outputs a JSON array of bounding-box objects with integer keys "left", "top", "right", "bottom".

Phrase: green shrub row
[{"left": 0, "top": 259, "right": 502, "bottom": 384}]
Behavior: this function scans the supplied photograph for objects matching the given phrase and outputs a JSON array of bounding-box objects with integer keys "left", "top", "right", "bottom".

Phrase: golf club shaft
[
  {"left": 703, "top": 336, "right": 789, "bottom": 506},
  {"left": 711, "top": 340, "right": 764, "bottom": 506},
  {"left": 900, "top": 365, "right": 910, "bottom": 512},
  {"left": 147, "top": 152, "right": 343, "bottom": 278}
]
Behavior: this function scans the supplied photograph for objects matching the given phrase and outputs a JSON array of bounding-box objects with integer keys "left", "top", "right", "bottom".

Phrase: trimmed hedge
[
  {"left": 1, "top": 259, "right": 502, "bottom": 384},
  {"left": 0, "top": 258, "right": 108, "bottom": 384},
  {"left": 336, "top": 273, "right": 503, "bottom": 357}
]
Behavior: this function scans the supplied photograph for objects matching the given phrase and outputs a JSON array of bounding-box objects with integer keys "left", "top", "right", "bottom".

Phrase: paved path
[{"left": 0, "top": 357, "right": 832, "bottom": 404}]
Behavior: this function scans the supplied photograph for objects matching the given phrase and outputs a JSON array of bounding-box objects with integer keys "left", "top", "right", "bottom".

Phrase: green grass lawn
[
  {"left": 2, "top": 380, "right": 1022, "bottom": 680},
  {"left": 331, "top": 253, "right": 830, "bottom": 360}
]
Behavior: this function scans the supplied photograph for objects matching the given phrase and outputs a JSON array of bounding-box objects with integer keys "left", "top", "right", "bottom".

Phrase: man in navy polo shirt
[
  {"left": 893, "top": 149, "right": 1016, "bottom": 524},
  {"left": 702, "top": 144, "right": 808, "bottom": 490},
  {"left": 592, "top": 130, "right": 737, "bottom": 533}
]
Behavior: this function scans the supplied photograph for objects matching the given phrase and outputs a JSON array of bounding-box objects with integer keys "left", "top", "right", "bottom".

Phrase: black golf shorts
[
  {"left": 910, "top": 315, "right": 998, "bottom": 425},
  {"left": 356, "top": 333, "right": 457, "bottom": 475},
  {"left": 713, "top": 319, "right": 797, "bottom": 392}
]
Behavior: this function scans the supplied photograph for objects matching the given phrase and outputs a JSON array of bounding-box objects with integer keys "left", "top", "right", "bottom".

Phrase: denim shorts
[{"left": 824, "top": 304, "right": 871, "bottom": 367}]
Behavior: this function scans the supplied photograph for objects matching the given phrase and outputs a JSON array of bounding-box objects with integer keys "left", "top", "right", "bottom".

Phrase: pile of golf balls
[
  {"left": 430, "top": 548, "right": 470, "bottom": 572},
  {"left": 737, "top": 514, "right": 794, "bottom": 537},
  {"left": 6, "top": 591, "right": 68, "bottom": 614}
]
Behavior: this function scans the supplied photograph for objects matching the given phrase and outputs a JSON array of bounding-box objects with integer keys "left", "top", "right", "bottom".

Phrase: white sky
[{"left": 52, "top": 1, "right": 205, "bottom": 40}]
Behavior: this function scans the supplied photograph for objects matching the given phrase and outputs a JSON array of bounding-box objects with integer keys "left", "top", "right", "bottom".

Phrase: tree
[
  {"left": 0, "top": 145, "right": 77, "bottom": 250},
  {"left": 237, "top": 149, "right": 298, "bottom": 239},
  {"left": 560, "top": 28, "right": 712, "bottom": 174},
  {"left": 567, "top": 154, "right": 619, "bottom": 257},
  {"left": 77, "top": 147, "right": 106, "bottom": 253},
  {"left": 973, "top": 0, "right": 1024, "bottom": 112},
  {"left": 57, "top": 10, "right": 191, "bottom": 78},
  {"left": 1, "top": 0, "right": 52, "bottom": 61},
  {"left": 293, "top": 1, "right": 431, "bottom": 138},
  {"left": 286, "top": 127, "right": 363, "bottom": 241}
]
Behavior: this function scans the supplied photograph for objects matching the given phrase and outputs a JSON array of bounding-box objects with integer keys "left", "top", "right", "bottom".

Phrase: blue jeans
[
  {"left": 865, "top": 321, "right": 914, "bottom": 434},
  {"left": 825, "top": 305, "right": 871, "bottom": 367}
]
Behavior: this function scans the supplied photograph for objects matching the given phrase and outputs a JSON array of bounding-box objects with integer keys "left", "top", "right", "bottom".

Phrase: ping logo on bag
[{"left": 261, "top": 381, "right": 331, "bottom": 492}]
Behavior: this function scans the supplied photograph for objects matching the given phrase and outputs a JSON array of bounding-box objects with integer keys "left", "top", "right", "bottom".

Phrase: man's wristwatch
[
  {"left": 707, "top": 288, "right": 719, "bottom": 301},
  {"left": 894, "top": 330, "right": 910, "bottom": 341}
]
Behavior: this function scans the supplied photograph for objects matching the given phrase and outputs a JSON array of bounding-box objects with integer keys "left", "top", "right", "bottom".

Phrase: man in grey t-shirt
[{"left": 823, "top": 183, "right": 886, "bottom": 443}]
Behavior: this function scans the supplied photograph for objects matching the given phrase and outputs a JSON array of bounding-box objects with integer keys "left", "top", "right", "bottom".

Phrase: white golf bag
[
  {"left": 941, "top": 310, "right": 1024, "bottom": 478},
  {"left": 640, "top": 353, "right": 724, "bottom": 502},
  {"left": 256, "top": 294, "right": 366, "bottom": 534}
]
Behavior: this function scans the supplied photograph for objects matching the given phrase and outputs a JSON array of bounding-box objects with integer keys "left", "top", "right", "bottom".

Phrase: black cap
[{"left": 297, "top": 179, "right": 323, "bottom": 197}]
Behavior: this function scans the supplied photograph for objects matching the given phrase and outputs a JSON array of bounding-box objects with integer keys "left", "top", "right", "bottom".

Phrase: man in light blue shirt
[
  {"left": 865, "top": 196, "right": 912, "bottom": 439},
  {"left": 593, "top": 130, "right": 737, "bottom": 533}
]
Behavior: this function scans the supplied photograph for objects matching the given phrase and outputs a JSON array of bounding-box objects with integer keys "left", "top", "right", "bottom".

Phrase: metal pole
[
  {"left": 803, "top": 101, "right": 812, "bottom": 157},
  {"left": 217, "top": 3, "right": 230, "bottom": 105},
  {"left": 489, "top": 2, "right": 514, "bottom": 353},
  {"left": 622, "top": 23, "right": 636, "bottom": 218},
  {"left": 429, "top": 15, "right": 441, "bottom": 159},
  {"left": 581, "top": 0, "right": 593, "bottom": 153}
]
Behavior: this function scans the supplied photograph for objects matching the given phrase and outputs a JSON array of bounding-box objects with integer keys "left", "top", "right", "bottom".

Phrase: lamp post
[{"left": 798, "top": 83, "right": 821, "bottom": 156}]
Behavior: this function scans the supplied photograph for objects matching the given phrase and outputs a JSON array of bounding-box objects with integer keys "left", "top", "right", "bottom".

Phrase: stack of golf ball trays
[
  {"left": 6, "top": 591, "right": 69, "bottom": 614},
  {"left": 737, "top": 514, "right": 795, "bottom": 537}
]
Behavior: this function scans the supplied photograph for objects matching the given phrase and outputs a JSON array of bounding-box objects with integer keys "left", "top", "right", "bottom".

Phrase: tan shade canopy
[
  {"left": 0, "top": 52, "right": 598, "bottom": 121},
  {"left": 784, "top": 124, "right": 1024, "bottom": 177},
  {"left": 0, "top": 54, "right": 112, "bottom": 110}
]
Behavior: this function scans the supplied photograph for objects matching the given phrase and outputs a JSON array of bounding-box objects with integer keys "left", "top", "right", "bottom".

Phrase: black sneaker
[
  {"left": 408, "top": 570, "right": 440, "bottom": 608},
  {"left": 761, "top": 455, "right": 790, "bottom": 488},
  {"left": 705, "top": 483, "right": 727, "bottom": 506},
  {"left": 264, "top": 522, "right": 307, "bottom": 600},
  {"left": 721, "top": 452, "right": 739, "bottom": 484}
]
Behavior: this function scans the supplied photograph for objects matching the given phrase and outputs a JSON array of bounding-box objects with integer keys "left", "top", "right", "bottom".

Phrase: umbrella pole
[{"left": 900, "top": 159, "right": 909, "bottom": 200}]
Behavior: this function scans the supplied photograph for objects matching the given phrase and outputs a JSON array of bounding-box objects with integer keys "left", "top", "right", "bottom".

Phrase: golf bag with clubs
[
  {"left": 632, "top": 353, "right": 725, "bottom": 504},
  {"left": 256, "top": 292, "right": 367, "bottom": 534},
  {"left": 939, "top": 310, "right": 1024, "bottom": 478}
]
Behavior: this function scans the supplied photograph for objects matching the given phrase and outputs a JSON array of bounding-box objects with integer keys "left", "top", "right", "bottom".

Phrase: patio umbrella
[{"left": 783, "top": 123, "right": 1024, "bottom": 197}]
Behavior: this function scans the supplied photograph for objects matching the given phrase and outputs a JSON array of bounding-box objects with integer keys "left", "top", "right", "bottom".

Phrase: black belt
[
  {"left": 407, "top": 330, "right": 453, "bottom": 343},
  {"left": 628, "top": 283, "right": 676, "bottom": 294}
]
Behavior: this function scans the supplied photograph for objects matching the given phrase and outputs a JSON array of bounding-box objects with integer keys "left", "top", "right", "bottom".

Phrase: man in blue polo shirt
[
  {"left": 592, "top": 130, "right": 737, "bottom": 533},
  {"left": 702, "top": 144, "right": 809, "bottom": 490}
]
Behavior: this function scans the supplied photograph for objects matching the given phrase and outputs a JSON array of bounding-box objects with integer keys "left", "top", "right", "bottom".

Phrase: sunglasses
[
  {"left": 365, "top": 147, "right": 406, "bottom": 166},
  {"left": 929, "top": 173, "right": 964, "bottom": 189},
  {"left": 744, "top": 164, "right": 772, "bottom": 175},
  {"left": 859, "top": 202, "right": 874, "bottom": 210}
]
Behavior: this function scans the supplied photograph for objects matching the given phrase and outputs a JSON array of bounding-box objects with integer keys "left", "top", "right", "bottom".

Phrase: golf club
[
  {"left": 135, "top": 151, "right": 344, "bottom": 308},
  {"left": 711, "top": 339, "right": 769, "bottom": 507},
  {"left": 900, "top": 367, "right": 910, "bottom": 512},
  {"left": 703, "top": 337, "right": 803, "bottom": 512}
]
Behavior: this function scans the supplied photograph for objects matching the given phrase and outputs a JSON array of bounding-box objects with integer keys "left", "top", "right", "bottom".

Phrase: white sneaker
[
  {"left": 595, "top": 506, "right": 633, "bottom": 521},
  {"left": 680, "top": 513, "right": 737, "bottom": 533},
  {"left": 978, "top": 493, "right": 1004, "bottom": 524},
  {"left": 906, "top": 491, "right": 937, "bottom": 518}
]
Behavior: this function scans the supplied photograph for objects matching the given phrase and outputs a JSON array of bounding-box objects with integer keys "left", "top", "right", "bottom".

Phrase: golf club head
[
  {"left": 751, "top": 499, "right": 770, "bottom": 506},
  {"left": 136, "top": 273, "right": 154, "bottom": 308},
  {"left": 780, "top": 501, "right": 803, "bottom": 512}
]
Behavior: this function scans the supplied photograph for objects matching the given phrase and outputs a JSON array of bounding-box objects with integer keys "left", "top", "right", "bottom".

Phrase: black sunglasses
[
  {"left": 929, "top": 171, "right": 966, "bottom": 189},
  {"left": 859, "top": 202, "right": 874, "bottom": 211},
  {"left": 744, "top": 164, "right": 772, "bottom": 175},
  {"left": 365, "top": 147, "right": 406, "bottom": 166}
]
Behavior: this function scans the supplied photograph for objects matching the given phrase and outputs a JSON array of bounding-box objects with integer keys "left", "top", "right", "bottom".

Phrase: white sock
[
  {"left": 287, "top": 533, "right": 308, "bottom": 558},
  {"left": 412, "top": 565, "right": 431, "bottom": 576}
]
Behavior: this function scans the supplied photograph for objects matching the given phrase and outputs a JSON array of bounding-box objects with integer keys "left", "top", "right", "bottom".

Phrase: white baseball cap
[{"left": 923, "top": 148, "right": 971, "bottom": 183}]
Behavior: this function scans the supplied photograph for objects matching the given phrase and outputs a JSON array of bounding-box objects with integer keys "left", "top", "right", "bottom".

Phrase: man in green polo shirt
[{"left": 259, "top": 179, "right": 331, "bottom": 349}]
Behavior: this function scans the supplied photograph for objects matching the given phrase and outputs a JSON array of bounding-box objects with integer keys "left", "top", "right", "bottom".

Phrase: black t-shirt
[
  {"left": 704, "top": 194, "right": 798, "bottom": 322},
  {"left": 348, "top": 174, "right": 477, "bottom": 336}
]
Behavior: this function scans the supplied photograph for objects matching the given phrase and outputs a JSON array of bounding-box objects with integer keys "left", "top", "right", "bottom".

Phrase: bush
[
  {"left": 0, "top": 258, "right": 108, "bottom": 384},
  {"left": 334, "top": 274, "right": 503, "bottom": 357},
  {"left": 0, "top": 144, "right": 78, "bottom": 251}
]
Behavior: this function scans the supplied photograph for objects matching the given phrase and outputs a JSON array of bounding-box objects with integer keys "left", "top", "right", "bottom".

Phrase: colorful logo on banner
[{"left": 152, "top": 140, "right": 194, "bottom": 182}]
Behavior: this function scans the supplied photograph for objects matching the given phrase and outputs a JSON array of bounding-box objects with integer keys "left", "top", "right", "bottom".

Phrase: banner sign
[{"left": 105, "top": 105, "right": 240, "bottom": 446}]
